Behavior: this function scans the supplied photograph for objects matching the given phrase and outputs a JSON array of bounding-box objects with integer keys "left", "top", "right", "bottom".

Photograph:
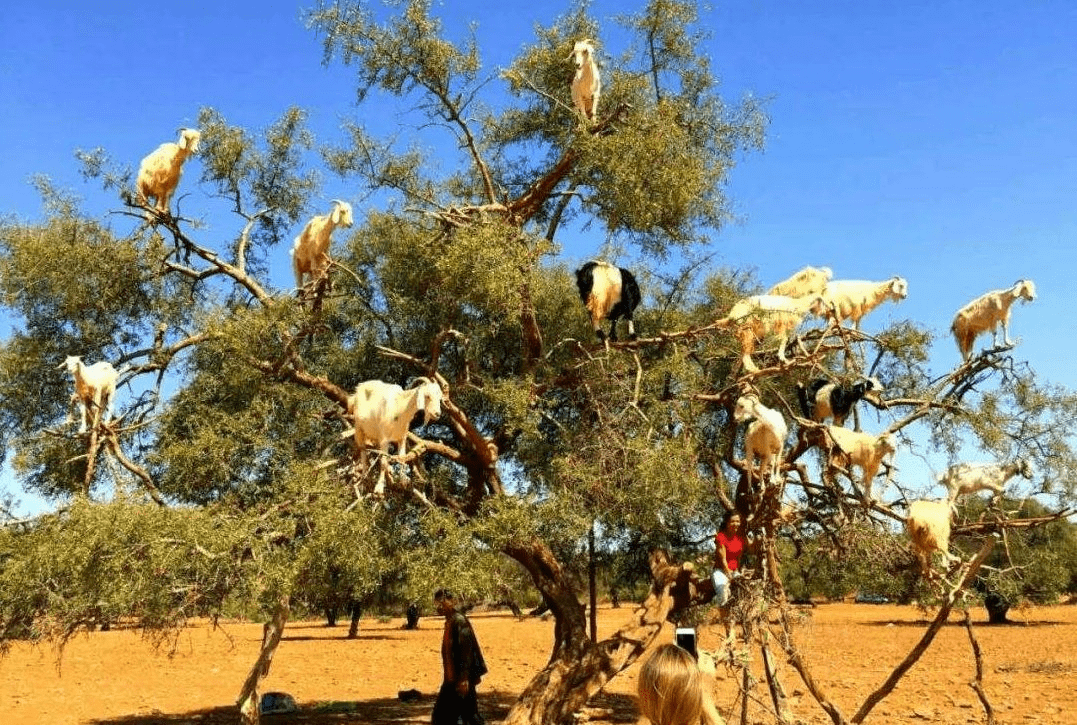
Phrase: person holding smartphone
[{"left": 638, "top": 644, "right": 725, "bottom": 725}]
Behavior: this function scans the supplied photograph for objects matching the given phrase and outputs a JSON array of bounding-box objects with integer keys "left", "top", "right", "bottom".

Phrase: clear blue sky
[{"left": 2, "top": 1, "right": 1075, "bottom": 513}]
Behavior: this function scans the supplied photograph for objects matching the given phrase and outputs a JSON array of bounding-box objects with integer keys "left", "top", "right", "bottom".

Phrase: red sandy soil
[{"left": 1, "top": 603, "right": 1074, "bottom": 725}]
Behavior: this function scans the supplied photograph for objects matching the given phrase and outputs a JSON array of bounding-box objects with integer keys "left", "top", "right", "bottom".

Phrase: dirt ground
[{"left": 1, "top": 602, "right": 1074, "bottom": 725}]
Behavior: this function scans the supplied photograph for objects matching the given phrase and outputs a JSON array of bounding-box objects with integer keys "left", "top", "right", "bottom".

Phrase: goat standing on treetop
[
  {"left": 766, "top": 265, "right": 832, "bottom": 298},
  {"left": 569, "top": 39, "right": 601, "bottom": 122},
  {"left": 575, "top": 261, "right": 641, "bottom": 343},
  {"left": 814, "top": 276, "right": 908, "bottom": 329},
  {"left": 135, "top": 128, "right": 201, "bottom": 219},
  {"left": 951, "top": 279, "right": 1036, "bottom": 362},
  {"left": 715, "top": 293, "right": 825, "bottom": 373}
]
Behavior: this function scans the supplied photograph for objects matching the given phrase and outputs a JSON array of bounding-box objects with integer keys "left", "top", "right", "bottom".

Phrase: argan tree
[{"left": 0, "top": 2, "right": 1073, "bottom": 725}]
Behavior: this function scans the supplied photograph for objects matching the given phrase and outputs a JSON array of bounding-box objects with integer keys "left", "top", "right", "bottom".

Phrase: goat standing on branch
[
  {"left": 906, "top": 499, "right": 958, "bottom": 578},
  {"left": 824, "top": 426, "right": 896, "bottom": 502},
  {"left": 715, "top": 294, "right": 824, "bottom": 373},
  {"left": 814, "top": 276, "right": 908, "bottom": 329},
  {"left": 766, "top": 265, "right": 832, "bottom": 298},
  {"left": 291, "top": 200, "right": 354, "bottom": 293},
  {"left": 135, "top": 128, "right": 201, "bottom": 218},
  {"left": 733, "top": 394, "right": 788, "bottom": 485},
  {"left": 570, "top": 39, "right": 601, "bottom": 122},
  {"left": 575, "top": 261, "right": 641, "bottom": 342},
  {"left": 348, "top": 377, "right": 444, "bottom": 496},
  {"left": 60, "top": 356, "right": 119, "bottom": 433},
  {"left": 939, "top": 458, "right": 1033, "bottom": 503},
  {"left": 951, "top": 279, "right": 1036, "bottom": 362},
  {"left": 797, "top": 376, "right": 880, "bottom": 427}
]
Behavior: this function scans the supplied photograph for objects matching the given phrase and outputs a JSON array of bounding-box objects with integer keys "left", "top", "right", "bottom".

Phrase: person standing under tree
[{"left": 431, "top": 589, "right": 487, "bottom": 725}]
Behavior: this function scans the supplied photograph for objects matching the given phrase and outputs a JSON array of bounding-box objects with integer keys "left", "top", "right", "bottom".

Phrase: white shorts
[{"left": 712, "top": 570, "right": 730, "bottom": 606}]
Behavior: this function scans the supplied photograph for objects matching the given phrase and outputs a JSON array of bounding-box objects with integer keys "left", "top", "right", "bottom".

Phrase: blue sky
[{"left": 2, "top": 1, "right": 1075, "bottom": 514}]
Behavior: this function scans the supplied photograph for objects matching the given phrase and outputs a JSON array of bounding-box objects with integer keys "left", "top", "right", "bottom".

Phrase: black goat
[
  {"left": 575, "top": 261, "right": 641, "bottom": 342},
  {"left": 797, "top": 377, "right": 879, "bottom": 426}
]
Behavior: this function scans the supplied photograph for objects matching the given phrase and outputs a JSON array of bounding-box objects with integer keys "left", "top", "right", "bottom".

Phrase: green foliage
[
  {"left": 0, "top": 5, "right": 1075, "bottom": 701},
  {"left": 778, "top": 523, "right": 923, "bottom": 603},
  {"left": 0, "top": 500, "right": 250, "bottom": 651},
  {"left": 955, "top": 498, "right": 1077, "bottom": 611}
]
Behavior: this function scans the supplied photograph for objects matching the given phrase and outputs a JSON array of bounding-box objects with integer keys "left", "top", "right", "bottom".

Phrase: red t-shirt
[{"left": 715, "top": 531, "right": 745, "bottom": 571}]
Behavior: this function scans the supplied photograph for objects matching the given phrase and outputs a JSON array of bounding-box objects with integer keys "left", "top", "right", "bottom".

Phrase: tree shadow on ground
[
  {"left": 863, "top": 618, "right": 1066, "bottom": 627},
  {"left": 87, "top": 690, "right": 639, "bottom": 725},
  {"left": 278, "top": 633, "right": 402, "bottom": 642}
]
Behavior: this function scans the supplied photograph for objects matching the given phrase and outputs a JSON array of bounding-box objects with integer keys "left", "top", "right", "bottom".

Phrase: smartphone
[{"left": 675, "top": 627, "right": 698, "bottom": 659}]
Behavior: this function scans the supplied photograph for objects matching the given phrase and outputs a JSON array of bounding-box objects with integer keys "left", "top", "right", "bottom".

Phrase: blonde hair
[{"left": 637, "top": 644, "right": 704, "bottom": 725}]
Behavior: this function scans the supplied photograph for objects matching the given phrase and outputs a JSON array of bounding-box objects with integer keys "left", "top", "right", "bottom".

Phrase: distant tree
[
  {"left": 955, "top": 497, "right": 1077, "bottom": 623},
  {"left": 0, "top": 2, "right": 1074, "bottom": 725}
]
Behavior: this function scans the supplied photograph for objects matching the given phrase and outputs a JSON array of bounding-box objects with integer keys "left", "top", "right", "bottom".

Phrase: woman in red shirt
[{"left": 712, "top": 510, "right": 746, "bottom": 606}]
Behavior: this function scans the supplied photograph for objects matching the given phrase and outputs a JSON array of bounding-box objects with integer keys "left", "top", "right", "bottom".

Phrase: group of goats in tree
[{"left": 64, "top": 40, "right": 1038, "bottom": 585}]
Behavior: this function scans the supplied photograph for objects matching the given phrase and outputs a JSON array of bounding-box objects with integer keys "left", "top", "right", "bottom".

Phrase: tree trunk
[
  {"left": 501, "top": 545, "right": 711, "bottom": 725},
  {"left": 237, "top": 597, "right": 290, "bottom": 725},
  {"left": 348, "top": 602, "right": 363, "bottom": 638},
  {"left": 983, "top": 591, "right": 1010, "bottom": 624},
  {"left": 588, "top": 522, "right": 597, "bottom": 643}
]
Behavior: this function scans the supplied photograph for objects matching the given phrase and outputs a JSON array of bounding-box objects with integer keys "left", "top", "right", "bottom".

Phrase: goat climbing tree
[{"left": 0, "top": 1, "right": 1075, "bottom": 725}]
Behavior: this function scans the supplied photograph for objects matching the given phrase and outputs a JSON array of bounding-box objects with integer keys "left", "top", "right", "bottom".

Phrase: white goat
[
  {"left": 291, "top": 200, "right": 354, "bottom": 291},
  {"left": 906, "top": 499, "right": 958, "bottom": 577},
  {"left": 716, "top": 294, "right": 824, "bottom": 372},
  {"left": 349, "top": 377, "right": 443, "bottom": 495},
  {"left": 824, "top": 426, "right": 896, "bottom": 502},
  {"left": 766, "top": 266, "right": 833, "bottom": 298},
  {"left": 570, "top": 39, "right": 601, "bottom": 121},
  {"left": 733, "top": 395, "right": 788, "bottom": 485},
  {"left": 815, "top": 277, "right": 908, "bottom": 329},
  {"left": 951, "top": 279, "right": 1036, "bottom": 362},
  {"left": 60, "top": 356, "right": 118, "bottom": 433},
  {"left": 135, "top": 128, "right": 201, "bottom": 217},
  {"left": 939, "top": 458, "right": 1033, "bottom": 504}
]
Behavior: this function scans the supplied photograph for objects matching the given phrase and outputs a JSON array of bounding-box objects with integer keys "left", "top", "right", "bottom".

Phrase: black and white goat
[
  {"left": 797, "top": 377, "right": 880, "bottom": 426},
  {"left": 575, "top": 261, "right": 641, "bottom": 342}
]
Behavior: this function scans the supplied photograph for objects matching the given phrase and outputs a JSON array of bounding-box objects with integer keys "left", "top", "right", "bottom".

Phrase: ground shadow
[
  {"left": 87, "top": 690, "right": 638, "bottom": 725},
  {"left": 278, "top": 633, "right": 403, "bottom": 642},
  {"left": 863, "top": 618, "right": 1067, "bottom": 628}
]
